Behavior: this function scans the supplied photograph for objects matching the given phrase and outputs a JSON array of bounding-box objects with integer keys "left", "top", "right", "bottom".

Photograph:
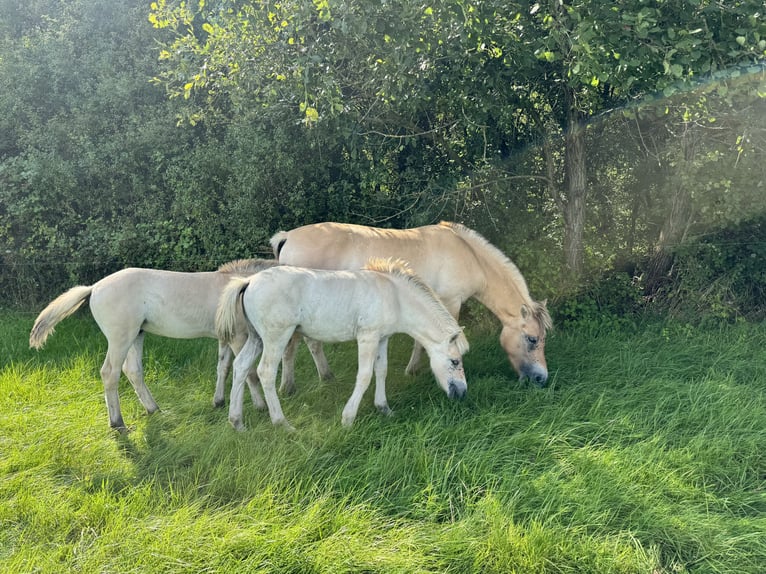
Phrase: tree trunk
[
  {"left": 645, "top": 123, "right": 697, "bottom": 291},
  {"left": 563, "top": 107, "right": 587, "bottom": 279}
]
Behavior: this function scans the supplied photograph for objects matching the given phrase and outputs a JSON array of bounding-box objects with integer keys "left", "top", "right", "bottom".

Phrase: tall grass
[{"left": 1, "top": 310, "right": 764, "bottom": 573}]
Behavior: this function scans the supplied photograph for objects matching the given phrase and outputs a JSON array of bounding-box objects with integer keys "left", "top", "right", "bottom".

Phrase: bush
[
  {"left": 656, "top": 216, "right": 766, "bottom": 322},
  {"left": 552, "top": 271, "right": 645, "bottom": 331}
]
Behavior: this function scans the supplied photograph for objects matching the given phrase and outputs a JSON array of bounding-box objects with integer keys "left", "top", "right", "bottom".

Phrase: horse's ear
[
  {"left": 450, "top": 331, "right": 470, "bottom": 353},
  {"left": 541, "top": 299, "right": 548, "bottom": 308},
  {"left": 450, "top": 330, "right": 465, "bottom": 342},
  {"left": 520, "top": 304, "right": 530, "bottom": 319}
]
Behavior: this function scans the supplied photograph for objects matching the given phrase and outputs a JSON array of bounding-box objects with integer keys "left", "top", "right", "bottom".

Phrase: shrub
[
  {"left": 552, "top": 271, "right": 645, "bottom": 331},
  {"left": 656, "top": 216, "right": 766, "bottom": 322}
]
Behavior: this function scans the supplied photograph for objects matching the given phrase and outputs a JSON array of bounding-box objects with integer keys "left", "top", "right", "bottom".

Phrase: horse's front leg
[
  {"left": 404, "top": 340, "right": 423, "bottom": 375},
  {"left": 214, "top": 341, "right": 233, "bottom": 408},
  {"left": 228, "top": 334, "right": 262, "bottom": 431},
  {"left": 122, "top": 333, "right": 159, "bottom": 415},
  {"left": 341, "top": 334, "right": 378, "bottom": 427},
  {"left": 373, "top": 337, "right": 392, "bottom": 417}
]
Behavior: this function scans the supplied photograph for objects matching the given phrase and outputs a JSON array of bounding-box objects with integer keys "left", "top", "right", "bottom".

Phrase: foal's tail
[
  {"left": 29, "top": 285, "right": 94, "bottom": 349},
  {"left": 215, "top": 276, "right": 251, "bottom": 344}
]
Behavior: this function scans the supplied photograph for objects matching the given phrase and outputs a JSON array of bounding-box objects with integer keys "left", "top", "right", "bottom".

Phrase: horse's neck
[
  {"left": 397, "top": 284, "right": 453, "bottom": 348},
  {"left": 470, "top": 246, "right": 531, "bottom": 322}
]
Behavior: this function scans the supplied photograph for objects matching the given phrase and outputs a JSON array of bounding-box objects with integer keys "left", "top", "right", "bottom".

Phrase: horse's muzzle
[
  {"left": 521, "top": 364, "right": 548, "bottom": 388},
  {"left": 448, "top": 380, "right": 467, "bottom": 400}
]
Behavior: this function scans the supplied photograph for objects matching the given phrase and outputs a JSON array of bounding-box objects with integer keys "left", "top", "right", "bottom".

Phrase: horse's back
[{"left": 275, "top": 222, "right": 482, "bottom": 302}]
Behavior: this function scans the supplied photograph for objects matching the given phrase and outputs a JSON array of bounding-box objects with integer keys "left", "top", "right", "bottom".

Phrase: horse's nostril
[{"left": 448, "top": 382, "right": 466, "bottom": 399}]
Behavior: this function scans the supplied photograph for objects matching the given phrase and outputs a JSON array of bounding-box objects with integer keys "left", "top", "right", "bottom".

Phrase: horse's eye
[
  {"left": 450, "top": 359, "right": 460, "bottom": 367},
  {"left": 526, "top": 335, "right": 538, "bottom": 349}
]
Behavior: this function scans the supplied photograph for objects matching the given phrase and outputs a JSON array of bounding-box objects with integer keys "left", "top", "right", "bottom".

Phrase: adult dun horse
[
  {"left": 29, "top": 259, "right": 333, "bottom": 430},
  {"left": 272, "top": 221, "right": 551, "bottom": 386},
  {"left": 216, "top": 259, "right": 469, "bottom": 430}
]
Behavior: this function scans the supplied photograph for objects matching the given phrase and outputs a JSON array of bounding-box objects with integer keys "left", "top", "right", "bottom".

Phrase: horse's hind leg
[
  {"left": 100, "top": 341, "right": 132, "bottom": 430},
  {"left": 306, "top": 337, "right": 334, "bottom": 382},
  {"left": 214, "top": 341, "right": 233, "bottom": 407},
  {"left": 280, "top": 335, "right": 334, "bottom": 395},
  {"left": 373, "top": 337, "right": 392, "bottom": 417},
  {"left": 279, "top": 332, "right": 301, "bottom": 395},
  {"left": 229, "top": 334, "right": 264, "bottom": 431},
  {"left": 244, "top": 338, "right": 266, "bottom": 411},
  {"left": 257, "top": 330, "right": 295, "bottom": 431},
  {"left": 229, "top": 336, "right": 266, "bottom": 410},
  {"left": 122, "top": 332, "right": 159, "bottom": 415}
]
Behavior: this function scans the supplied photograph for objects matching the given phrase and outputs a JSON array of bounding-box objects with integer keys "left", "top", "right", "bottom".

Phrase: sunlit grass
[{"left": 1, "top": 310, "right": 765, "bottom": 572}]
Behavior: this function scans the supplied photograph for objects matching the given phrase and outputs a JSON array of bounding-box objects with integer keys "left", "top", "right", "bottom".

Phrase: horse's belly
[
  {"left": 141, "top": 320, "right": 214, "bottom": 340},
  {"left": 140, "top": 302, "right": 217, "bottom": 339},
  {"left": 297, "top": 322, "right": 358, "bottom": 343},
  {"left": 296, "top": 306, "right": 386, "bottom": 342}
]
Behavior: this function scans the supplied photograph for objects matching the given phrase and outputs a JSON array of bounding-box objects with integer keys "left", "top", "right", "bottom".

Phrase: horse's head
[
  {"left": 429, "top": 330, "right": 469, "bottom": 400},
  {"left": 500, "top": 300, "right": 551, "bottom": 387}
]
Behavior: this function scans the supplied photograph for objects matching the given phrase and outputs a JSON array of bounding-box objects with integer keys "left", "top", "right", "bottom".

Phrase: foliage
[
  {"left": 551, "top": 271, "right": 646, "bottom": 332},
  {"left": 3, "top": 313, "right": 766, "bottom": 572},
  {"left": 1, "top": 0, "right": 765, "bottom": 320},
  {"left": 0, "top": 0, "right": 204, "bottom": 304},
  {"left": 655, "top": 215, "right": 766, "bottom": 322},
  {"left": 148, "top": 0, "right": 766, "bottom": 275}
]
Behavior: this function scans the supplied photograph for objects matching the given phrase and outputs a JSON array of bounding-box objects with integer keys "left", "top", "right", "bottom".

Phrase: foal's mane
[
  {"left": 439, "top": 221, "right": 552, "bottom": 331},
  {"left": 364, "top": 257, "right": 468, "bottom": 350},
  {"left": 364, "top": 257, "right": 426, "bottom": 290},
  {"left": 217, "top": 258, "right": 277, "bottom": 275}
]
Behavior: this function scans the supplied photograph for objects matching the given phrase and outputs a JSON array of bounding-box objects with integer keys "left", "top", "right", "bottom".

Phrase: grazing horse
[
  {"left": 271, "top": 221, "right": 551, "bottom": 386},
  {"left": 216, "top": 259, "right": 469, "bottom": 430},
  {"left": 29, "top": 259, "right": 333, "bottom": 430}
]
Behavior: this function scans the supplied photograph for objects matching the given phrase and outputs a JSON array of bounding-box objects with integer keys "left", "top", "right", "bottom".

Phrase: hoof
[
  {"left": 276, "top": 420, "right": 296, "bottom": 433},
  {"left": 110, "top": 424, "right": 131, "bottom": 434},
  {"left": 229, "top": 418, "right": 246, "bottom": 432},
  {"left": 110, "top": 418, "right": 128, "bottom": 433},
  {"left": 376, "top": 405, "right": 394, "bottom": 417}
]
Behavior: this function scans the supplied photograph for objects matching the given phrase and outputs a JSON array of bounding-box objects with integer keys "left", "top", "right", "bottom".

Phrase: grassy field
[{"left": 1, "top": 309, "right": 765, "bottom": 573}]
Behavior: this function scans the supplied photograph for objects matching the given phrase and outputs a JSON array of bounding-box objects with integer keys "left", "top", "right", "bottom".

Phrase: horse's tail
[
  {"left": 270, "top": 230, "right": 288, "bottom": 260},
  {"left": 216, "top": 276, "right": 251, "bottom": 344},
  {"left": 29, "top": 285, "right": 94, "bottom": 349}
]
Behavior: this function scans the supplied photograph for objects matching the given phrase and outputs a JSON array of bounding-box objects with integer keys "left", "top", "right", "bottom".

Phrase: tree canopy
[{"left": 1, "top": 0, "right": 765, "bottom": 318}]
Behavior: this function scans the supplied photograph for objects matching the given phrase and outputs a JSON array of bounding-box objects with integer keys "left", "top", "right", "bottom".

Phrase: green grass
[{"left": 1, "top": 310, "right": 765, "bottom": 573}]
